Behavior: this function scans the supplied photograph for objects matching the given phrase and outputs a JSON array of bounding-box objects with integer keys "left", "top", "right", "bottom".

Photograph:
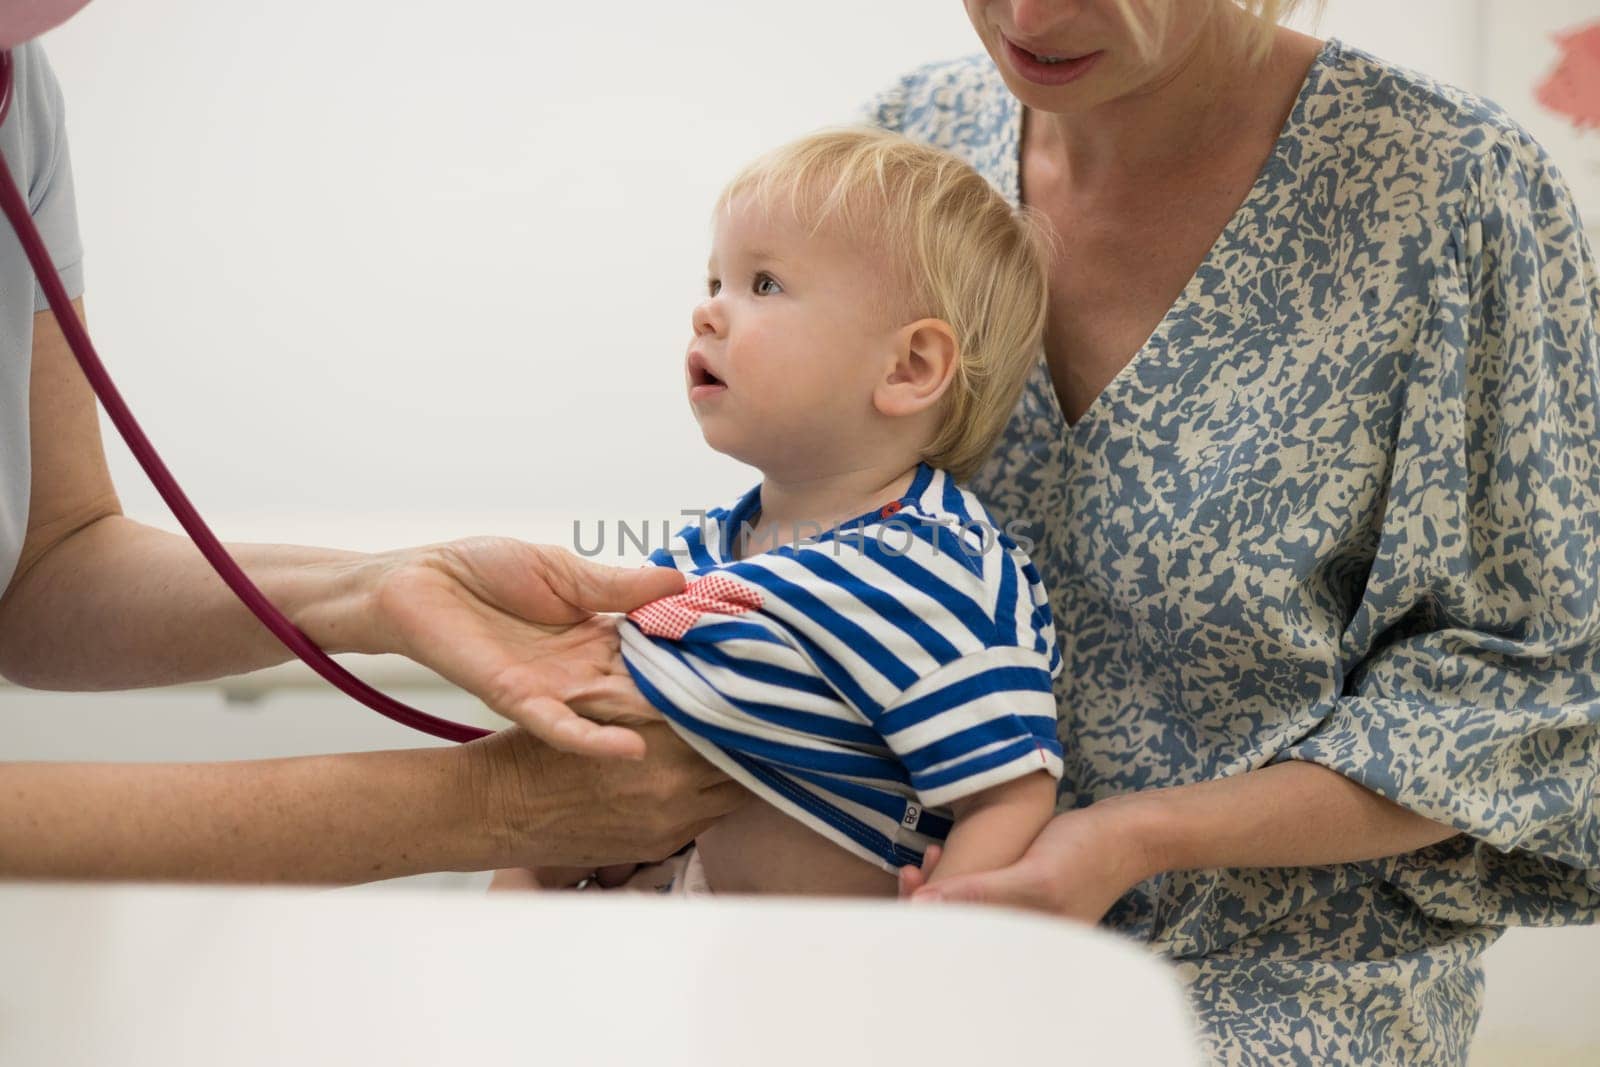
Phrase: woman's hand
[
  {"left": 899, "top": 766, "right": 1463, "bottom": 922},
  {"left": 462, "top": 724, "right": 744, "bottom": 871},
  {"left": 897, "top": 800, "right": 1160, "bottom": 923},
  {"left": 367, "top": 538, "right": 684, "bottom": 759}
]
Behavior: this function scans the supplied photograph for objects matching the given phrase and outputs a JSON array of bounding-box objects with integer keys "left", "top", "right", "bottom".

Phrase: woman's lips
[
  {"left": 1002, "top": 36, "right": 1104, "bottom": 87},
  {"left": 688, "top": 382, "right": 727, "bottom": 403}
]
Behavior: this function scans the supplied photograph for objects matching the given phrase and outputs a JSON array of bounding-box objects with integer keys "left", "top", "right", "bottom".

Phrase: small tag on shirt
[{"left": 901, "top": 803, "right": 921, "bottom": 830}]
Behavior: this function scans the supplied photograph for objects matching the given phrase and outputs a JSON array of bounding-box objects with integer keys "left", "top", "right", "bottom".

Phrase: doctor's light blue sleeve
[{"left": 12, "top": 43, "right": 86, "bottom": 310}]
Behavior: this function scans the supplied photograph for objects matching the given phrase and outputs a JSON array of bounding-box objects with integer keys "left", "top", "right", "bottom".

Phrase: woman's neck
[{"left": 1030, "top": 7, "right": 1306, "bottom": 192}]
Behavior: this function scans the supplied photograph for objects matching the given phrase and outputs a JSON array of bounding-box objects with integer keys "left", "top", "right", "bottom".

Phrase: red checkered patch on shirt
[{"left": 627, "top": 574, "right": 764, "bottom": 641}]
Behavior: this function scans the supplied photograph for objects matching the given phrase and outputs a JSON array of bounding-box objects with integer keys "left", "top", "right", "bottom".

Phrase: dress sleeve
[
  {"left": 1275, "top": 131, "right": 1600, "bottom": 926},
  {"left": 855, "top": 72, "right": 909, "bottom": 132}
]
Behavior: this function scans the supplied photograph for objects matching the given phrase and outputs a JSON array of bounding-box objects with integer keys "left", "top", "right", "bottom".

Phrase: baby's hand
[{"left": 897, "top": 844, "right": 942, "bottom": 899}]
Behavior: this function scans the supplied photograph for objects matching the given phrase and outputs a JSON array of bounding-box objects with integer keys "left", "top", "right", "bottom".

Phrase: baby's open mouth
[{"left": 687, "top": 351, "right": 725, "bottom": 391}]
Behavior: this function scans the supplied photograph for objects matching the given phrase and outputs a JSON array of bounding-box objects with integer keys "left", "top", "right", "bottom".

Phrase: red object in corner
[{"left": 1537, "top": 20, "right": 1600, "bottom": 130}]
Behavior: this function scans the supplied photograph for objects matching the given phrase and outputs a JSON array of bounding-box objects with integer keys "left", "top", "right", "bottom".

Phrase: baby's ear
[{"left": 874, "top": 319, "right": 958, "bottom": 418}]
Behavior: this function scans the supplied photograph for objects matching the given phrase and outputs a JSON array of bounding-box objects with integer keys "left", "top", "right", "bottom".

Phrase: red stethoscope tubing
[{"left": 0, "top": 50, "right": 490, "bottom": 743}]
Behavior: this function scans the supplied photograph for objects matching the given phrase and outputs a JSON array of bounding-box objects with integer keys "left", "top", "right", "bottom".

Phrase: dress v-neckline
[{"left": 1001, "top": 38, "right": 1341, "bottom": 443}]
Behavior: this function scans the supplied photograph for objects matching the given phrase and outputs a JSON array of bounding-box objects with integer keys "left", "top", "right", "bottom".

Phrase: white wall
[
  {"left": 41, "top": 0, "right": 984, "bottom": 551},
  {"left": 36, "top": 0, "right": 1502, "bottom": 551}
]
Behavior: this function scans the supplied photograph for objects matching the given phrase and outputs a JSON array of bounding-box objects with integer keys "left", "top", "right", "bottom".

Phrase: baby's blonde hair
[{"left": 715, "top": 128, "right": 1051, "bottom": 483}]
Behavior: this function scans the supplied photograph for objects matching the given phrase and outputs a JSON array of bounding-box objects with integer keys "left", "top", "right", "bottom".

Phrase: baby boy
[{"left": 525, "top": 128, "right": 1062, "bottom": 897}]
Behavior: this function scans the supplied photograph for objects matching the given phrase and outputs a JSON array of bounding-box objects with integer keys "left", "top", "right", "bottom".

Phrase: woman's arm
[
  {"left": 902, "top": 761, "right": 1457, "bottom": 919},
  {"left": 0, "top": 723, "right": 742, "bottom": 884},
  {"left": 0, "top": 516, "right": 388, "bottom": 688},
  {"left": 1131, "top": 761, "right": 1458, "bottom": 875},
  {"left": 0, "top": 302, "right": 683, "bottom": 757},
  {"left": 0, "top": 744, "right": 482, "bottom": 883}
]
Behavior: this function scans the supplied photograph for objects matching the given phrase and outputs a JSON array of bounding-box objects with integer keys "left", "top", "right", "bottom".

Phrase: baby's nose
[{"left": 692, "top": 300, "right": 721, "bottom": 336}]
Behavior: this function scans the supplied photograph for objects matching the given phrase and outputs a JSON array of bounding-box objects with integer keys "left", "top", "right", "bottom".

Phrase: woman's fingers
[
  {"left": 546, "top": 551, "right": 686, "bottom": 615},
  {"left": 898, "top": 844, "right": 942, "bottom": 899},
  {"left": 507, "top": 695, "right": 646, "bottom": 761},
  {"left": 564, "top": 674, "right": 665, "bottom": 726},
  {"left": 911, "top": 861, "right": 1050, "bottom": 912},
  {"left": 371, "top": 539, "right": 682, "bottom": 759}
]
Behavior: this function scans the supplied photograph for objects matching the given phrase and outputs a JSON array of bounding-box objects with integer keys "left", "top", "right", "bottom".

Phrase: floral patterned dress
[{"left": 865, "top": 39, "right": 1600, "bottom": 1066}]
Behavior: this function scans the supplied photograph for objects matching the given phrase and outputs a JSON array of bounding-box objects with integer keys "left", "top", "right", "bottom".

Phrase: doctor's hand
[
  {"left": 366, "top": 538, "right": 684, "bottom": 759},
  {"left": 897, "top": 801, "right": 1159, "bottom": 924},
  {"left": 463, "top": 722, "right": 740, "bottom": 870}
]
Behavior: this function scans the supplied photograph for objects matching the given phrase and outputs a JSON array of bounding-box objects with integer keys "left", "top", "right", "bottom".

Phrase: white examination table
[{"left": 0, "top": 883, "right": 1200, "bottom": 1065}]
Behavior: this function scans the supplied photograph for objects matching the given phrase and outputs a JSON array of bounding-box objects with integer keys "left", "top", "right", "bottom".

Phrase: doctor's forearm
[
  {"left": 0, "top": 727, "right": 740, "bottom": 882},
  {"left": 0, "top": 515, "right": 388, "bottom": 689},
  {"left": 0, "top": 744, "right": 486, "bottom": 884}
]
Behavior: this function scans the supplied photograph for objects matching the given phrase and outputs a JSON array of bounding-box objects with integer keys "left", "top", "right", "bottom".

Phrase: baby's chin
[
  {"left": 699, "top": 436, "right": 770, "bottom": 475},
  {"left": 694, "top": 419, "right": 757, "bottom": 467},
  {"left": 696, "top": 421, "right": 810, "bottom": 478}
]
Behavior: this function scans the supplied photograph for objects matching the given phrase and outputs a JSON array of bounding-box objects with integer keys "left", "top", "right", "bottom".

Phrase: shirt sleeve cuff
[{"left": 33, "top": 256, "right": 84, "bottom": 312}]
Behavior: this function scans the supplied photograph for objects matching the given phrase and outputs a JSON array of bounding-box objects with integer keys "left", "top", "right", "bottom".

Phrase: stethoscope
[{"left": 0, "top": 50, "right": 488, "bottom": 743}]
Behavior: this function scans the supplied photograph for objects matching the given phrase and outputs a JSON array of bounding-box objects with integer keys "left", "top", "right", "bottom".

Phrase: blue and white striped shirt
[{"left": 618, "top": 464, "right": 1063, "bottom": 872}]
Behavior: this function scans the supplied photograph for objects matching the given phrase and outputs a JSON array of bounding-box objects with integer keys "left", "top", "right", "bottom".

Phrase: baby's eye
[
  {"left": 706, "top": 277, "right": 721, "bottom": 296},
  {"left": 753, "top": 273, "right": 783, "bottom": 296}
]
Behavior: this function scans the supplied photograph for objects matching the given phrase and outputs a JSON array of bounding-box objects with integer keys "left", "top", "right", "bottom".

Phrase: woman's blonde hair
[
  {"left": 715, "top": 128, "right": 1051, "bottom": 483},
  {"left": 1111, "top": 0, "right": 1324, "bottom": 61}
]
